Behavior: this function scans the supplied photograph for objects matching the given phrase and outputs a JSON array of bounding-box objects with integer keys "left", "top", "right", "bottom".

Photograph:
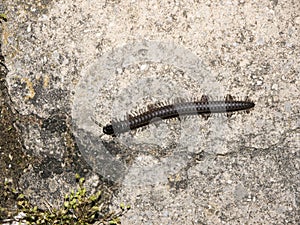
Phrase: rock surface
[{"left": 1, "top": 0, "right": 299, "bottom": 224}]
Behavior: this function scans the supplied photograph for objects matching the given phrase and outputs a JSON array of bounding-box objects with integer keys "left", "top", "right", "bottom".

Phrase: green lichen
[{"left": 0, "top": 174, "right": 129, "bottom": 225}]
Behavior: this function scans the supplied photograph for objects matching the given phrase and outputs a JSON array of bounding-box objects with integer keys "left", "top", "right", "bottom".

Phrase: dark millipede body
[{"left": 103, "top": 94, "right": 255, "bottom": 136}]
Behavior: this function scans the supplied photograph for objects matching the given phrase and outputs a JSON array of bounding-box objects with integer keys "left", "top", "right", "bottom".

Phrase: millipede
[{"left": 103, "top": 94, "right": 255, "bottom": 136}]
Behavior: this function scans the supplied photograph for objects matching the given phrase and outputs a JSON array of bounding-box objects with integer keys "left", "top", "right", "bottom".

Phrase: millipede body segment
[{"left": 103, "top": 95, "right": 255, "bottom": 136}]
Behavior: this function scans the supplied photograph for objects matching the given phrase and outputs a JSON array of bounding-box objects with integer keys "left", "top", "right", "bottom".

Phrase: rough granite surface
[{"left": 1, "top": 0, "right": 299, "bottom": 224}]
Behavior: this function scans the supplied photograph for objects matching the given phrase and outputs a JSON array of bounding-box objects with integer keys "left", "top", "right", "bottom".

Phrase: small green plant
[{"left": 0, "top": 174, "right": 130, "bottom": 224}]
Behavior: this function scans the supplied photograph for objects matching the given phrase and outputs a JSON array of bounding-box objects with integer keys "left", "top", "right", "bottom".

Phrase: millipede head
[{"left": 103, "top": 124, "right": 115, "bottom": 136}]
